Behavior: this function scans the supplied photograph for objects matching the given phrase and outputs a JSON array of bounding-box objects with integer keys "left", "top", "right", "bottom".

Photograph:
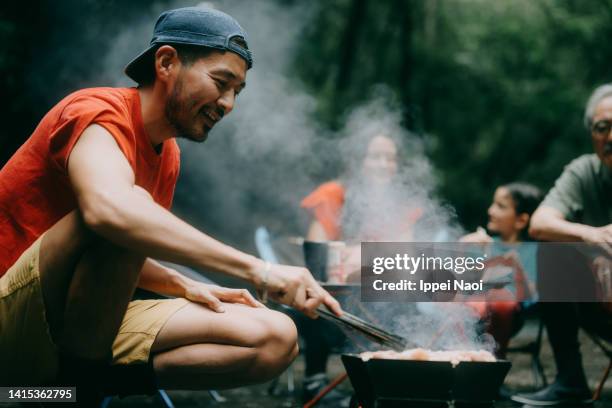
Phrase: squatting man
[{"left": 0, "top": 6, "right": 341, "bottom": 403}]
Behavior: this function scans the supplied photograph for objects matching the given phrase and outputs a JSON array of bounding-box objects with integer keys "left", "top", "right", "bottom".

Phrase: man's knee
[{"left": 252, "top": 310, "right": 299, "bottom": 380}]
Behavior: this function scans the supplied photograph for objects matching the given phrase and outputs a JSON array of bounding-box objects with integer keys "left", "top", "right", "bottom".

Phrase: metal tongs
[{"left": 316, "top": 305, "right": 407, "bottom": 351}]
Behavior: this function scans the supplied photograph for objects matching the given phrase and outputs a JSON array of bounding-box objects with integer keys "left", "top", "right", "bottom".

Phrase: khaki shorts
[{"left": 0, "top": 237, "right": 189, "bottom": 386}]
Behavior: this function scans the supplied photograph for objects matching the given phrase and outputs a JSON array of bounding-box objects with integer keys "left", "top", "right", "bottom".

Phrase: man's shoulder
[
  {"left": 48, "top": 87, "right": 141, "bottom": 138},
  {"left": 58, "top": 87, "right": 135, "bottom": 111},
  {"left": 564, "top": 153, "right": 599, "bottom": 175},
  {"left": 553, "top": 153, "right": 602, "bottom": 197}
]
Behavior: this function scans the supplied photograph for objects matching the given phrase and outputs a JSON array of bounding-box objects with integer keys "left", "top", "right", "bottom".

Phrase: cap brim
[{"left": 124, "top": 44, "right": 157, "bottom": 84}]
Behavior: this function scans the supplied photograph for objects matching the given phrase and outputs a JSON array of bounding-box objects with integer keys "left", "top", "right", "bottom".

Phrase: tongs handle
[{"left": 316, "top": 306, "right": 407, "bottom": 351}]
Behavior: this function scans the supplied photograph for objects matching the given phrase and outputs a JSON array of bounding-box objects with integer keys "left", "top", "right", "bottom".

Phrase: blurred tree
[
  {"left": 293, "top": 0, "right": 612, "bottom": 230},
  {"left": 2, "top": 0, "right": 612, "bottom": 234}
]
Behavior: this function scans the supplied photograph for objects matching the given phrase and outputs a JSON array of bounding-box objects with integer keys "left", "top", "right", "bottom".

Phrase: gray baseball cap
[{"left": 125, "top": 6, "right": 253, "bottom": 84}]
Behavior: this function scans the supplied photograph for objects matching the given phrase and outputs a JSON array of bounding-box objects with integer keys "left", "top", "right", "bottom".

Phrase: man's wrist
[
  {"left": 168, "top": 268, "right": 193, "bottom": 297},
  {"left": 577, "top": 224, "right": 595, "bottom": 242},
  {"left": 247, "top": 257, "right": 267, "bottom": 288}
]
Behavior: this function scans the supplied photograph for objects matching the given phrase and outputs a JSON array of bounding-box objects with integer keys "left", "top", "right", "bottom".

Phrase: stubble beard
[{"left": 165, "top": 75, "right": 208, "bottom": 143}]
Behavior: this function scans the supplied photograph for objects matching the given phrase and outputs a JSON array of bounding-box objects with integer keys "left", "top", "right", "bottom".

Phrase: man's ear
[{"left": 154, "top": 45, "right": 180, "bottom": 83}]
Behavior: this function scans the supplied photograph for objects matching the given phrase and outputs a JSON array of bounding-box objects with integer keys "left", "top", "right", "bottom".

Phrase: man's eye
[{"left": 594, "top": 121, "right": 611, "bottom": 133}]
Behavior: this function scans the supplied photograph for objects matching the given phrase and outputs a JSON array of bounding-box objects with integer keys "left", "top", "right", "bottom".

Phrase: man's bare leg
[
  {"left": 38, "top": 210, "right": 144, "bottom": 359},
  {"left": 38, "top": 210, "right": 298, "bottom": 390},
  {"left": 38, "top": 211, "right": 93, "bottom": 343},
  {"left": 61, "top": 240, "right": 144, "bottom": 358},
  {"left": 151, "top": 302, "right": 299, "bottom": 389}
]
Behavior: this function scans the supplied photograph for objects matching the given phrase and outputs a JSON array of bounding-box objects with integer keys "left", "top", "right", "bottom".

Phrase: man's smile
[{"left": 201, "top": 108, "right": 219, "bottom": 127}]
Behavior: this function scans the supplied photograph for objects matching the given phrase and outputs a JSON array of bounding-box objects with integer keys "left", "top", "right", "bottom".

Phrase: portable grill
[{"left": 341, "top": 354, "right": 511, "bottom": 408}]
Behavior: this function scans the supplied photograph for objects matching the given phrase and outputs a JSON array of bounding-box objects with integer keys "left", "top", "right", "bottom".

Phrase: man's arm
[
  {"left": 138, "top": 258, "right": 263, "bottom": 312},
  {"left": 137, "top": 258, "right": 192, "bottom": 298},
  {"left": 306, "top": 220, "right": 329, "bottom": 241},
  {"left": 529, "top": 206, "right": 612, "bottom": 243},
  {"left": 69, "top": 125, "right": 261, "bottom": 280},
  {"left": 67, "top": 124, "right": 341, "bottom": 317}
]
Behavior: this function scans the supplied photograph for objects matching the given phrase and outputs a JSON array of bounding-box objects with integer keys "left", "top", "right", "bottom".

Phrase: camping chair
[
  {"left": 254, "top": 226, "right": 296, "bottom": 395},
  {"left": 506, "top": 305, "right": 548, "bottom": 389},
  {"left": 100, "top": 389, "right": 225, "bottom": 407},
  {"left": 583, "top": 329, "right": 612, "bottom": 401},
  {"left": 100, "top": 390, "right": 176, "bottom": 408},
  {"left": 254, "top": 226, "right": 354, "bottom": 401}
]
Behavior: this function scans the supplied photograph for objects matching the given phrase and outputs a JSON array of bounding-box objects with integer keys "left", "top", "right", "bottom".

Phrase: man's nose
[{"left": 218, "top": 90, "right": 236, "bottom": 115}]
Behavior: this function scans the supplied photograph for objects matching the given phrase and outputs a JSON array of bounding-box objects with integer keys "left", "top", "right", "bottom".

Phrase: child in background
[{"left": 461, "top": 182, "right": 542, "bottom": 359}]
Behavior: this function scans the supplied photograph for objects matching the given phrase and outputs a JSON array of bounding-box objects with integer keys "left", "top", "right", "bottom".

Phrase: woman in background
[
  {"left": 303, "top": 132, "right": 424, "bottom": 281},
  {"left": 297, "top": 131, "right": 423, "bottom": 405},
  {"left": 303, "top": 133, "right": 419, "bottom": 242}
]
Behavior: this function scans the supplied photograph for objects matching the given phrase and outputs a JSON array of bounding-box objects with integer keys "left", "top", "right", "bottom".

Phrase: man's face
[
  {"left": 591, "top": 95, "right": 612, "bottom": 169},
  {"left": 165, "top": 50, "right": 247, "bottom": 142}
]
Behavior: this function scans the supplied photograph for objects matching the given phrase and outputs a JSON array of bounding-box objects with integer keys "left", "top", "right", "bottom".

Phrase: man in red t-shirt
[{"left": 0, "top": 6, "right": 340, "bottom": 402}]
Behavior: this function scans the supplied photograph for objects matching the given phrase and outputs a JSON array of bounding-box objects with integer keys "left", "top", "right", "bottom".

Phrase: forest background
[{"left": 1, "top": 0, "right": 610, "bottom": 251}]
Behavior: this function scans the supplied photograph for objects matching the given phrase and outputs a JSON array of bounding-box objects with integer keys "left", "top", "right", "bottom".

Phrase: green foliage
[{"left": 292, "top": 0, "right": 612, "bottom": 229}]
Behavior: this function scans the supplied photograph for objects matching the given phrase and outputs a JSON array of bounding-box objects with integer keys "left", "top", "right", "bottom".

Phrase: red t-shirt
[
  {"left": 301, "top": 181, "right": 345, "bottom": 240},
  {"left": 0, "top": 87, "right": 180, "bottom": 274},
  {"left": 301, "top": 181, "right": 424, "bottom": 241}
]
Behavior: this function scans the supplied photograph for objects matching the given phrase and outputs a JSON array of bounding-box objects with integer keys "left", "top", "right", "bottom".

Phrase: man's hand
[
  {"left": 185, "top": 282, "right": 265, "bottom": 313},
  {"left": 582, "top": 224, "right": 612, "bottom": 245},
  {"left": 262, "top": 263, "right": 342, "bottom": 318},
  {"left": 580, "top": 224, "right": 612, "bottom": 257},
  {"left": 342, "top": 245, "right": 361, "bottom": 282},
  {"left": 460, "top": 227, "right": 493, "bottom": 244}
]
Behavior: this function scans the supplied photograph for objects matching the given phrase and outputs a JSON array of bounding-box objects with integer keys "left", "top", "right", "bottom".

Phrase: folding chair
[
  {"left": 100, "top": 390, "right": 175, "bottom": 408},
  {"left": 254, "top": 226, "right": 296, "bottom": 396},
  {"left": 583, "top": 330, "right": 612, "bottom": 401},
  {"left": 506, "top": 307, "right": 547, "bottom": 388},
  {"left": 100, "top": 389, "right": 225, "bottom": 407}
]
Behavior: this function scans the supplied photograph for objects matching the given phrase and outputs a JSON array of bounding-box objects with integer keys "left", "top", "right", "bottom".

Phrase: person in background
[
  {"left": 303, "top": 133, "right": 420, "bottom": 245},
  {"left": 297, "top": 131, "right": 421, "bottom": 405},
  {"left": 512, "top": 84, "right": 612, "bottom": 407},
  {"left": 461, "top": 183, "right": 542, "bottom": 362}
]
